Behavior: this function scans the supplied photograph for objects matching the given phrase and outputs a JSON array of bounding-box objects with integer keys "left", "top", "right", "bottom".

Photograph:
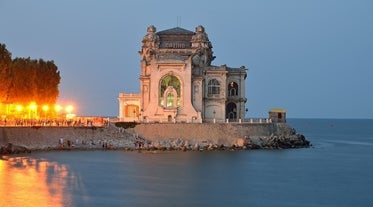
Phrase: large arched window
[
  {"left": 208, "top": 79, "right": 220, "bottom": 95},
  {"left": 228, "top": 81, "right": 238, "bottom": 96},
  {"left": 160, "top": 75, "right": 180, "bottom": 96},
  {"left": 159, "top": 75, "right": 181, "bottom": 108}
]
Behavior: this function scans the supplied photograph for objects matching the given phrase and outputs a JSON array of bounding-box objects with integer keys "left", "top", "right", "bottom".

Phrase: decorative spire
[
  {"left": 140, "top": 25, "right": 160, "bottom": 65},
  {"left": 191, "top": 25, "right": 215, "bottom": 67}
]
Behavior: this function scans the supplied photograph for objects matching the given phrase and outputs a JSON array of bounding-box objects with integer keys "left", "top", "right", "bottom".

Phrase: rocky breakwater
[
  {"left": 245, "top": 124, "right": 310, "bottom": 150},
  {"left": 130, "top": 122, "right": 311, "bottom": 151}
]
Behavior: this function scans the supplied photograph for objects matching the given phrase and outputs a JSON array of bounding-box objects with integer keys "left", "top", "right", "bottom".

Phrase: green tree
[
  {"left": 35, "top": 59, "right": 60, "bottom": 104},
  {"left": 0, "top": 44, "right": 12, "bottom": 103},
  {"left": 8, "top": 57, "right": 37, "bottom": 104},
  {"left": 0, "top": 43, "right": 61, "bottom": 105}
]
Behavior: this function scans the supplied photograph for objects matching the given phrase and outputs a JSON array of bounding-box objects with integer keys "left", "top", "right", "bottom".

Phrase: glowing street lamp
[
  {"left": 15, "top": 105, "right": 23, "bottom": 119},
  {"left": 29, "top": 102, "right": 37, "bottom": 111},
  {"left": 65, "top": 105, "right": 75, "bottom": 120},
  {"left": 54, "top": 104, "right": 62, "bottom": 119},
  {"left": 42, "top": 105, "right": 49, "bottom": 111},
  {"left": 29, "top": 102, "right": 37, "bottom": 119},
  {"left": 65, "top": 105, "right": 74, "bottom": 114},
  {"left": 42, "top": 105, "right": 49, "bottom": 120},
  {"left": 54, "top": 105, "right": 62, "bottom": 112},
  {"left": 16, "top": 105, "right": 23, "bottom": 112}
]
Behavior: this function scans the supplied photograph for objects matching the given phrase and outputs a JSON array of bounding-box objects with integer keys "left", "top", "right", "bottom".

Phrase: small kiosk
[{"left": 269, "top": 108, "right": 286, "bottom": 123}]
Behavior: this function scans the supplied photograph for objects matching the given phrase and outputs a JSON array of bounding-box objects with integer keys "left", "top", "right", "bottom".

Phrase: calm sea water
[{"left": 1, "top": 119, "right": 373, "bottom": 207}]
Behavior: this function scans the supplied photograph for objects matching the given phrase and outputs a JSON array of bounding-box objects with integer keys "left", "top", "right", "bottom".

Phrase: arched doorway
[{"left": 226, "top": 102, "right": 237, "bottom": 120}]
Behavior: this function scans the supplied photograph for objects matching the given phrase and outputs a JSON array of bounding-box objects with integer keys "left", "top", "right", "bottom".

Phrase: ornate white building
[{"left": 118, "top": 25, "right": 247, "bottom": 123}]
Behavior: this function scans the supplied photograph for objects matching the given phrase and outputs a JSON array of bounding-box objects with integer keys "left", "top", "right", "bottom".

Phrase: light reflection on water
[
  {"left": 1, "top": 119, "right": 373, "bottom": 207},
  {"left": 0, "top": 156, "right": 74, "bottom": 207}
]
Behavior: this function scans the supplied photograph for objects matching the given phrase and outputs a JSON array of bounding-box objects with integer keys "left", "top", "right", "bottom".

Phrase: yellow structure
[{"left": 268, "top": 108, "right": 286, "bottom": 123}]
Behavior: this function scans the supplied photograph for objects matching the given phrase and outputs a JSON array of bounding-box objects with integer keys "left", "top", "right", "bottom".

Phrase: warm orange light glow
[
  {"left": 0, "top": 157, "right": 72, "bottom": 207},
  {"left": 29, "top": 102, "right": 37, "bottom": 111},
  {"left": 16, "top": 105, "right": 23, "bottom": 112},
  {"left": 54, "top": 104, "right": 62, "bottom": 112},
  {"left": 65, "top": 105, "right": 74, "bottom": 113},
  {"left": 42, "top": 105, "right": 49, "bottom": 112},
  {"left": 66, "top": 113, "right": 76, "bottom": 120},
  {"left": 0, "top": 102, "right": 78, "bottom": 122}
]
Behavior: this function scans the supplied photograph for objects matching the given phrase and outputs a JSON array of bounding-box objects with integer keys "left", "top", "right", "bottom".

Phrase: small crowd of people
[
  {"left": 58, "top": 137, "right": 113, "bottom": 150},
  {"left": 0, "top": 117, "right": 110, "bottom": 127}
]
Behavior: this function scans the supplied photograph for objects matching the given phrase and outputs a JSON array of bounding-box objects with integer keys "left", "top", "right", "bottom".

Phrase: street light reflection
[{"left": 0, "top": 157, "right": 74, "bottom": 207}]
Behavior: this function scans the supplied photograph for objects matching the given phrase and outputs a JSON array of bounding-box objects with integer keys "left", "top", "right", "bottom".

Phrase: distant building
[
  {"left": 118, "top": 25, "right": 247, "bottom": 123},
  {"left": 268, "top": 108, "right": 286, "bottom": 123}
]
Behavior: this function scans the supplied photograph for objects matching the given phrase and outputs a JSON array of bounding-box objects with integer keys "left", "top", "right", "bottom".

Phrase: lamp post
[
  {"left": 29, "top": 102, "right": 37, "bottom": 120},
  {"left": 65, "top": 105, "right": 74, "bottom": 125},
  {"left": 66, "top": 105, "right": 73, "bottom": 115},
  {"left": 245, "top": 108, "right": 248, "bottom": 122},
  {"left": 54, "top": 104, "right": 62, "bottom": 124},
  {"left": 42, "top": 105, "right": 49, "bottom": 122},
  {"left": 16, "top": 105, "right": 23, "bottom": 120}
]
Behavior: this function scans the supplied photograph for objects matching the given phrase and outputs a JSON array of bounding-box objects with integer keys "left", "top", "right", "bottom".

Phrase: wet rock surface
[{"left": 0, "top": 143, "right": 31, "bottom": 154}]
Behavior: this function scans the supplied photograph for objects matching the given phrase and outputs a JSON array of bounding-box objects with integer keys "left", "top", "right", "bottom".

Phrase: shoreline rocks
[
  {"left": 0, "top": 143, "right": 32, "bottom": 154},
  {"left": 0, "top": 123, "right": 311, "bottom": 155}
]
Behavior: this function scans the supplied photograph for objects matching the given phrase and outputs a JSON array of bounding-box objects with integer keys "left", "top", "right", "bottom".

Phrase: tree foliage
[
  {"left": 0, "top": 43, "right": 61, "bottom": 104},
  {"left": 0, "top": 44, "right": 12, "bottom": 103}
]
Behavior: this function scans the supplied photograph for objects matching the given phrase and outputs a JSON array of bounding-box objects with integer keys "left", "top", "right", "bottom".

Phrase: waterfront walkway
[{"left": 0, "top": 117, "right": 275, "bottom": 127}]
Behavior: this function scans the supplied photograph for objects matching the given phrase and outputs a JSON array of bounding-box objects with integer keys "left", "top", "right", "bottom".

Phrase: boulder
[{"left": 0, "top": 143, "right": 31, "bottom": 155}]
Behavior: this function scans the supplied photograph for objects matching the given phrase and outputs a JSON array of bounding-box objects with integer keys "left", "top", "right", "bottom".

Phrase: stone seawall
[
  {"left": 0, "top": 123, "right": 310, "bottom": 154},
  {"left": 130, "top": 123, "right": 282, "bottom": 146},
  {"left": 0, "top": 126, "right": 136, "bottom": 152}
]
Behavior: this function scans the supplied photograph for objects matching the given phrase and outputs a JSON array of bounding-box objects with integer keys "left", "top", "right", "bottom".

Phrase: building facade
[{"left": 118, "top": 25, "right": 247, "bottom": 123}]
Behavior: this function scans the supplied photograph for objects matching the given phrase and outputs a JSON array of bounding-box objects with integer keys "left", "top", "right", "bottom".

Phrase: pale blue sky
[{"left": 1, "top": 0, "right": 372, "bottom": 118}]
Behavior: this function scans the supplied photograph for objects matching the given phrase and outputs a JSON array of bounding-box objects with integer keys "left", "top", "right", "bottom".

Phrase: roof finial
[{"left": 177, "top": 16, "right": 181, "bottom": 27}]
